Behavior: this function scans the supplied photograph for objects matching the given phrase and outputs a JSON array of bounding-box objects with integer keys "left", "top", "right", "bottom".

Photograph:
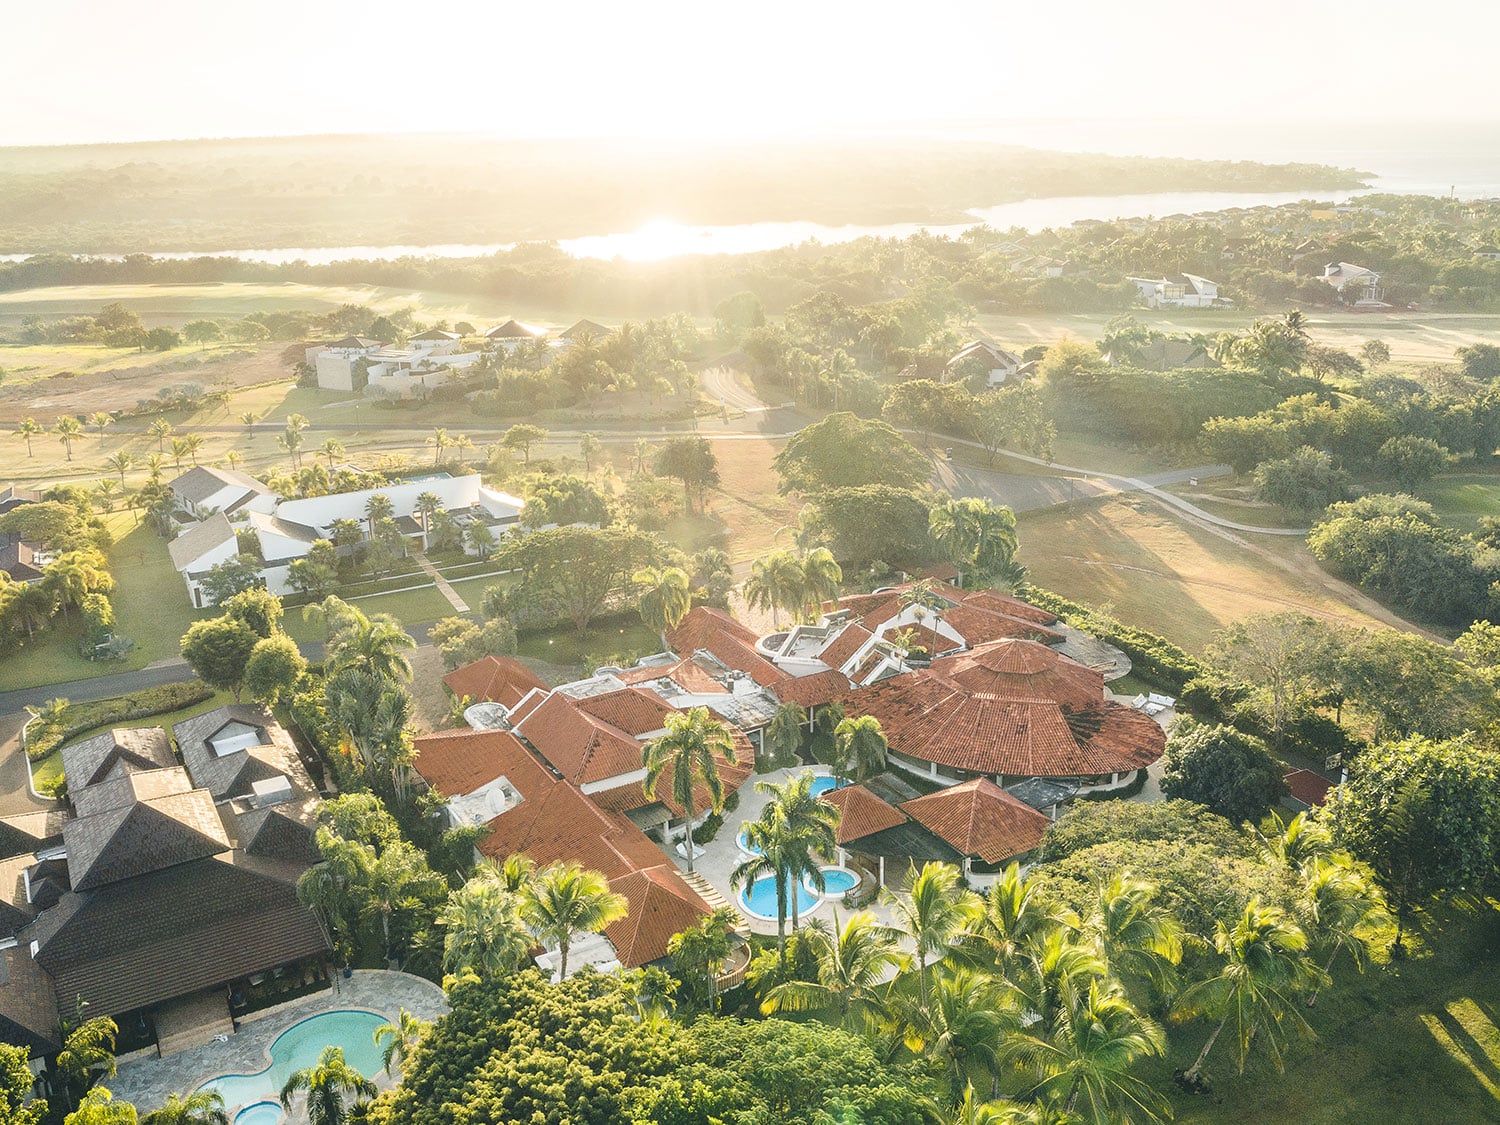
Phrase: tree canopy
[{"left": 772, "top": 412, "right": 930, "bottom": 495}]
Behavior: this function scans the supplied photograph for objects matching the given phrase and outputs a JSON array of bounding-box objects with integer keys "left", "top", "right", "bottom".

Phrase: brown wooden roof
[{"left": 901, "top": 778, "right": 1050, "bottom": 864}]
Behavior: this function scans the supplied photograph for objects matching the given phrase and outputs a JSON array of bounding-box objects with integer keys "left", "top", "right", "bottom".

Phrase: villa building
[
  {"left": 943, "top": 341, "right": 1032, "bottom": 388},
  {"left": 309, "top": 332, "right": 480, "bottom": 397},
  {"left": 168, "top": 467, "right": 277, "bottom": 521},
  {"left": 1128, "top": 273, "right": 1226, "bottom": 309}
]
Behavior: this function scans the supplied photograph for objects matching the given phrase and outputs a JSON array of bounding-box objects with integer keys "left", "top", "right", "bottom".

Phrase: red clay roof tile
[{"left": 901, "top": 778, "right": 1050, "bottom": 863}]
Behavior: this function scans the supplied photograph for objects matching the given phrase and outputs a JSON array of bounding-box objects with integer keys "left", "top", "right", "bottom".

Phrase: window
[{"left": 209, "top": 721, "right": 266, "bottom": 757}]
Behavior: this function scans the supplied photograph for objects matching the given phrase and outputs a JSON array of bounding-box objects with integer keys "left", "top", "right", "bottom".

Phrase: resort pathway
[{"left": 412, "top": 552, "right": 470, "bottom": 613}]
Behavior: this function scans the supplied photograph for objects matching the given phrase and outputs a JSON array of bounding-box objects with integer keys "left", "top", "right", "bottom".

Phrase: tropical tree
[
  {"left": 642, "top": 707, "right": 739, "bottom": 874},
  {"left": 929, "top": 496, "right": 1022, "bottom": 586},
  {"left": 1082, "top": 872, "right": 1183, "bottom": 999},
  {"left": 413, "top": 492, "right": 443, "bottom": 538},
  {"left": 760, "top": 771, "right": 840, "bottom": 934},
  {"left": 139, "top": 1091, "right": 228, "bottom": 1125},
  {"left": 53, "top": 1017, "right": 118, "bottom": 1110},
  {"left": 55, "top": 416, "right": 84, "bottom": 461},
  {"left": 744, "top": 550, "right": 804, "bottom": 627},
  {"left": 667, "top": 906, "right": 738, "bottom": 1012},
  {"left": 797, "top": 546, "right": 843, "bottom": 620},
  {"left": 278, "top": 1046, "right": 376, "bottom": 1125},
  {"left": 148, "top": 417, "right": 173, "bottom": 452},
  {"left": 1178, "top": 901, "right": 1321, "bottom": 1083},
  {"left": 634, "top": 564, "right": 692, "bottom": 647},
  {"left": 733, "top": 816, "right": 797, "bottom": 964},
  {"left": 1003, "top": 979, "right": 1169, "bottom": 1125},
  {"left": 427, "top": 427, "right": 451, "bottom": 464},
  {"left": 63, "top": 1088, "right": 135, "bottom": 1125},
  {"left": 278, "top": 427, "right": 304, "bottom": 470},
  {"left": 762, "top": 909, "right": 910, "bottom": 1033},
  {"left": 372, "top": 1010, "right": 429, "bottom": 1077},
  {"left": 896, "top": 965, "right": 1016, "bottom": 1105},
  {"left": 763, "top": 701, "right": 806, "bottom": 768},
  {"left": 1299, "top": 855, "right": 1389, "bottom": 1005},
  {"left": 326, "top": 605, "right": 416, "bottom": 682},
  {"left": 320, "top": 437, "right": 345, "bottom": 468},
  {"left": 364, "top": 493, "right": 394, "bottom": 538},
  {"left": 963, "top": 861, "right": 1074, "bottom": 978},
  {"left": 105, "top": 451, "right": 133, "bottom": 483},
  {"left": 520, "top": 862, "right": 629, "bottom": 981},
  {"left": 501, "top": 423, "right": 548, "bottom": 463},
  {"left": 578, "top": 432, "right": 602, "bottom": 473},
  {"left": 88, "top": 412, "right": 114, "bottom": 438},
  {"left": 167, "top": 437, "right": 192, "bottom": 472},
  {"left": 831, "top": 714, "right": 887, "bottom": 785},
  {"left": 437, "top": 867, "right": 533, "bottom": 980},
  {"left": 13, "top": 417, "right": 44, "bottom": 457},
  {"left": 45, "top": 550, "right": 113, "bottom": 620},
  {"left": 883, "top": 861, "right": 981, "bottom": 1004}
]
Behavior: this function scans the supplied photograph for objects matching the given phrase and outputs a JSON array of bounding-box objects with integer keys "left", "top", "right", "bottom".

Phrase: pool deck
[{"left": 105, "top": 970, "right": 448, "bottom": 1122}]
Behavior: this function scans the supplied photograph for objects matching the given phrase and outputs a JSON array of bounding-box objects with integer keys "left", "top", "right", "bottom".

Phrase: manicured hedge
[
  {"left": 25, "top": 680, "right": 214, "bottom": 761},
  {"left": 1021, "top": 586, "right": 1206, "bottom": 693}
]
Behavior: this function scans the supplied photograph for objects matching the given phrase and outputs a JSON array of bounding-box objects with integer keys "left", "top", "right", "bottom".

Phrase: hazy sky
[{"left": 6, "top": 0, "right": 1499, "bottom": 147}]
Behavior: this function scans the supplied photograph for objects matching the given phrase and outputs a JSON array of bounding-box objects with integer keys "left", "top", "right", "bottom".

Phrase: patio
[{"left": 105, "top": 970, "right": 448, "bottom": 1123}]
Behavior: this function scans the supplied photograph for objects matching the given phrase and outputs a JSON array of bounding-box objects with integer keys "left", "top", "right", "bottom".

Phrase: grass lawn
[
  {"left": 1151, "top": 901, "right": 1500, "bottom": 1123},
  {"left": 1017, "top": 495, "right": 1394, "bottom": 653},
  {"left": 1423, "top": 473, "right": 1500, "bottom": 532},
  {"left": 515, "top": 617, "right": 661, "bottom": 667}
]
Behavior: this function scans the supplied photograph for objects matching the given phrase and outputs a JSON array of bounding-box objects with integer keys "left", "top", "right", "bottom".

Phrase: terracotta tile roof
[
  {"left": 575, "top": 688, "right": 677, "bottom": 736},
  {"left": 820, "top": 784, "right": 907, "bottom": 845},
  {"left": 618, "top": 656, "right": 729, "bottom": 695},
  {"left": 515, "top": 691, "right": 645, "bottom": 785},
  {"left": 696, "top": 631, "right": 787, "bottom": 687},
  {"left": 901, "top": 778, "right": 1050, "bottom": 864},
  {"left": 961, "top": 590, "right": 1059, "bottom": 626},
  {"left": 506, "top": 690, "right": 548, "bottom": 725},
  {"left": 592, "top": 729, "right": 752, "bottom": 820},
  {"left": 941, "top": 603, "right": 1064, "bottom": 646},
  {"left": 839, "top": 640, "right": 1164, "bottom": 779},
  {"left": 772, "top": 669, "right": 851, "bottom": 708},
  {"left": 413, "top": 728, "right": 549, "bottom": 800},
  {"left": 442, "top": 656, "right": 549, "bottom": 710},
  {"left": 856, "top": 596, "right": 904, "bottom": 632},
  {"left": 821, "top": 623, "right": 875, "bottom": 671},
  {"left": 1284, "top": 769, "right": 1334, "bottom": 807},
  {"left": 933, "top": 640, "right": 1103, "bottom": 709},
  {"left": 604, "top": 865, "right": 713, "bottom": 968},
  {"left": 667, "top": 606, "right": 760, "bottom": 654}
]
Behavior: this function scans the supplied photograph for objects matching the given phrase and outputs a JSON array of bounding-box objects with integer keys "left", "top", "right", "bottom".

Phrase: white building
[
  {"left": 309, "top": 336, "right": 383, "bottom": 392},
  {"left": 485, "top": 320, "right": 544, "bottom": 351},
  {"left": 310, "top": 331, "right": 481, "bottom": 397},
  {"left": 943, "top": 341, "right": 1031, "bottom": 388},
  {"left": 1321, "top": 262, "right": 1387, "bottom": 307},
  {"left": 166, "top": 513, "right": 240, "bottom": 608},
  {"left": 1128, "top": 273, "right": 1225, "bottom": 309},
  {"left": 168, "top": 466, "right": 277, "bottom": 520}
]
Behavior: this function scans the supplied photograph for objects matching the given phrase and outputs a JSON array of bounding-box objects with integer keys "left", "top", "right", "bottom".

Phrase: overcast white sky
[{"left": 5, "top": 0, "right": 1498, "bottom": 147}]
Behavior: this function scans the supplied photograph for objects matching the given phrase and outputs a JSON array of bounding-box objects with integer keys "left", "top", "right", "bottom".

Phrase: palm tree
[
  {"left": 320, "top": 437, "right": 346, "bottom": 468},
  {"left": 45, "top": 551, "right": 112, "bottom": 621},
  {"left": 55, "top": 415, "right": 84, "bottom": 461},
  {"left": 452, "top": 433, "right": 475, "bottom": 466},
  {"left": 962, "top": 862, "right": 1074, "bottom": 978},
  {"left": 633, "top": 437, "right": 653, "bottom": 475},
  {"left": 797, "top": 547, "right": 842, "bottom": 621},
  {"left": 438, "top": 871, "right": 532, "bottom": 979},
  {"left": 88, "top": 412, "right": 114, "bottom": 438},
  {"left": 181, "top": 433, "right": 205, "bottom": 466},
  {"left": 239, "top": 411, "right": 257, "bottom": 430},
  {"left": 831, "top": 715, "right": 887, "bottom": 785},
  {"left": 1179, "top": 900, "right": 1321, "bottom": 1083},
  {"left": 896, "top": 964, "right": 1017, "bottom": 1105},
  {"left": 140, "top": 1090, "right": 228, "bottom": 1125},
  {"left": 744, "top": 550, "right": 804, "bottom": 628},
  {"left": 278, "top": 1046, "right": 376, "bottom": 1125},
  {"left": 930, "top": 497, "right": 1022, "bottom": 588},
  {"left": 285, "top": 412, "right": 311, "bottom": 433},
  {"left": 762, "top": 702, "right": 805, "bottom": 768},
  {"left": 12, "top": 417, "right": 43, "bottom": 458},
  {"left": 1018, "top": 929, "right": 1111, "bottom": 1044},
  {"left": 1256, "top": 811, "right": 1333, "bottom": 872},
  {"left": 1300, "top": 855, "right": 1389, "bottom": 1005},
  {"left": 1083, "top": 871, "right": 1183, "bottom": 997},
  {"left": 578, "top": 432, "right": 602, "bottom": 473},
  {"left": 1003, "top": 979, "right": 1169, "bottom": 1125},
  {"left": 634, "top": 565, "right": 692, "bottom": 648},
  {"left": 168, "top": 436, "right": 192, "bottom": 472},
  {"left": 328, "top": 611, "right": 417, "bottom": 682},
  {"left": 144, "top": 453, "right": 164, "bottom": 483},
  {"left": 642, "top": 707, "right": 739, "bottom": 875},
  {"left": 94, "top": 478, "right": 120, "bottom": 513},
  {"left": 372, "top": 1009, "right": 429, "bottom": 1076},
  {"left": 413, "top": 492, "right": 443, "bottom": 539},
  {"left": 62, "top": 1087, "right": 135, "bottom": 1125},
  {"left": 364, "top": 842, "right": 448, "bottom": 965},
  {"left": 278, "top": 427, "right": 304, "bottom": 470},
  {"left": 7, "top": 581, "right": 56, "bottom": 638},
  {"left": 761, "top": 909, "right": 909, "bottom": 1033},
  {"left": 427, "top": 427, "right": 451, "bottom": 464},
  {"left": 883, "top": 861, "right": 981, "bottom": 1005},
  {"left": 149, "top": 416, "right": 173, "bottom": 452},
  {"left": 223, "top": 451, "right": 244, "bottom": 471},
  {"left": 733, "top": 817, "right": 796, "bottom": 963},
  {"left": 521, "top": 861, "right": 628, "bottom": 981},
  {"left": 104, "top": 450, "right": 133, "bottom": 483},
  {"left": 53, "top": 1016, "right": 118, "bottom": 1110},
  {"left": 364, "top": 493, "right": 395, "bottom": 539},
  {"left": 759, "top": 771, "right": 840, "bottom": 933}
]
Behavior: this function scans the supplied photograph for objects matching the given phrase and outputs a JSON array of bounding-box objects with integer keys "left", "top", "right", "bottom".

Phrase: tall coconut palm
[
  {"left": 634, "top": 565, "right": 692, "bottom": 648},
  {"left": 93, "top": 478, "right": 120, "bottom": 513},
  {"left": 1299, "top": 855, "right": 1389, "bottom": 1006},
  {"left": 642, "top": 707, "right": 738, "bottom": 875},
  {"left": 278, "top": 1046, "right": 376, "bottom": 1125},
  {"left": 733, "top": 817, "right": 795, "bottom": 963},
  {"left": 104, "top": 451, "right": 133, "bottom": 484},
  {"left": 140, "top": 1090, "right": 228, "bottom": 1125},
  {"left": 88, "top": 412, "right": 114, "bottom": 439},
  {"left": 12, "top": 417, "right": 44, "bottom": 458},
  {"left": 797, "top": 547, "right": 842, "bottom": 621},
  {"left": 278, "top": 427, "right": 304, "bottom": 470},
  {"left": 364, "top": 493, "right": 395, "bottom": 539},
  {"left": 327, "top": 609, "right": 416, "bottom": 682},
  {"left": 452, "top": 433, "right": 475, "bottom": 466},
  {"left": 896, "top": 964, "right": 1017, "bottom": 1105},
  {"left": 521, "top": 861, "right": 628, "bottom": 981},
  {"left": 1003, "top": 978, "right": 1169, "bottom": 1125},
  {"left": 1256, "top": 811, "right": 1334, "bottom": 872},
  {"left": 222, "top": 450, "right": 244, "bottom": 472},
  {"left": 7, "top": 580, "right": 57, "bottom": 638},
  {"left": 930, "top": 497, "right": 1021, "bottom": 588},
  {"left": 578, "top": 432, "right": 602, "bottom": 473},
  {"left": 1179, "top": 901, "right": 1321, "bottom": 1082},
  {"left": 883, "top": 861, "right": 981, "bottom": 1005},
  {"left": 319, "top": 437, "right": 346, "bottom": 468},
  {"left": 1016, "top": 929, "right": 1112, "bottom": 1044},
  {"left": 55, "top": 416, "right": 84, "bottom": 461},
  {"left": 363, "top": 841, "right": 448, "bottom": 965},
  {"left": 438, "top": 872, "right": 532, "bottom": 980},
  {"left": 372, "top": 1009, "right": 429, "bottom": 1076},
  {"left": 62, "top": 1087, "right": 135, "bottom": 1125},
  {"left": 182, "top": 433, "right": 205, "bottom": 466},
  {"left": 761, "top": 909, "right": 910, "bottom": 1033},
  {"left": 53, "top": 1016, "right": 118, "bottom": 1110},
  {"left": 744, "top": 550, "right": 804, "bottom": 628},
  {"left": 148, "top": 416, "right": 173, "bottom": 452},
  {"left": 427, "top": 427, "right": 451, "bottom": 464},
  {"left": 831, "top": 715, "right": 887, "bottom": 785},
  {"left": 412, "top": 492, "right": 443, "bottom": 539},
  {"left": 763, "top": 702, "right": 806, "bottom": 768},
  {"left": 759, "top": 771, "right": 840, "bottom": 933},
  {"left": 962, "top": 862, "right": 1074, "bottom": 979}
]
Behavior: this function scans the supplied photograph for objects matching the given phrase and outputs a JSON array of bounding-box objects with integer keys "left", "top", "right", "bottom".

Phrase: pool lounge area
[
  {"left": 106, "top": 971, "right": 447, "bottom": 1125},
  {"left": 736, "top": 863, "right": 863, "bottom": 921}
]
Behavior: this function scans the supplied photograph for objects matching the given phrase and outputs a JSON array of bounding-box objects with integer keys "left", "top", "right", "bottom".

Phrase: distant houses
[
  {"left": 307, "top": 333, "right": 481, "bottom": 397},
  {"left": 1127, "top": 273, "right": 1228, "bottom": 309},
  {"left": 1321, "top": 261, "right": 1389, "bottom": 308},
  {"left": 943, "top": 341, "right": 1033, "bottom": 388}
]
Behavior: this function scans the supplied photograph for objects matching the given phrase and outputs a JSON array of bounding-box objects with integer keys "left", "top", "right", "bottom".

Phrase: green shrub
[
  {"left": 25, "top": 679, "right": 214, "bottom": 761},
  {"left": 1022, "top": 585, "right": 1206, "bottom": 692}
]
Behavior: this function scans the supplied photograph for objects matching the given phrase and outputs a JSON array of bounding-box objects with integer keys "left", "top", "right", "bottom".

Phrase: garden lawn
[
  {"left": 1423, "top": 473, "right": 1500, "bottom": 533},
  {"left": 1017, "top": 495, "right": 1392, "bottom": 653},
  {"left": 1152, "top": 900, "right": 1500, "bottom": 1124},
  {"left": 515, "top": 617, "right": 661, "bottom": 667}
]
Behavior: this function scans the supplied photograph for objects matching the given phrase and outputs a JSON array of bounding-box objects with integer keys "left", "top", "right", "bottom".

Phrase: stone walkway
[
  {"left": 106, "top": 970, "right": 448, "bottom": 1122},
  {"left": 412, "top": 553, "right": 469, "bottom": 613}
]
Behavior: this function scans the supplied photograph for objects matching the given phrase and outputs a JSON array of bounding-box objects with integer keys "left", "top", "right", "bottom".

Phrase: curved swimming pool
[
  {"left": 806, "top": 865, "right": 859, "bottom": 897},
  {"left": 738, "top": 874, "right": 819, "bottom": 920},
  {"left": 807, "top": 775, "right": 844, "bottom": 798},
  {"left": 198, "top": 1009, "right": 386, "bottom": 1120}
]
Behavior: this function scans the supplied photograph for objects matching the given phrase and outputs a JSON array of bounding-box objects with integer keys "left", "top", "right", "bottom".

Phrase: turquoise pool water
[
  {"left": 198, "top": 1010, "right": 386, "bottom": 1116},
  {"left": 739, "top": 874, "right": 818, "bottom": 919},
  {"left": 807, "top": 776, "right": 843, "bottom": 797},
  {"left": 234, "top": 1103, "right": 283, "bottom": 1125},
  {"left": 808, "top": 867, "right": 858, "bottom": 895}
]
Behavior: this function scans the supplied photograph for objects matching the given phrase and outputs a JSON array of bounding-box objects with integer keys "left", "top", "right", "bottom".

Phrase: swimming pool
[
  {"left": 738, "top": 874, "right": 819, "bottom": 920},
  {"left": 807, "top": 775, "right": 844, "bottom": 798},
  {"left": 806, "top": 866, "right": 859, "bottom": 896},
  {"left": 198, "top": 1009, "right": 386, "bottom": 1119}
]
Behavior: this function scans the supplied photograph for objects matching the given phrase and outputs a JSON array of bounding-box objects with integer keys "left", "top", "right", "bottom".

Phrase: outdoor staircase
[{"left": 681, "top": 870, "right": 750, "bottom": 929}]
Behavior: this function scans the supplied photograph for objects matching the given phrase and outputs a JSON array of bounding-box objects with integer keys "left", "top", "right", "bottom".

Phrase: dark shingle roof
[
  {"left": 174, "top": 704, "right": 311, "bottom": 801},
  {"left": 230, "top": 795, "right": 321, "bottom": 865},
  {"left": 29, "top": 856, "right": 327, "bottom": 1020},
  {"left": 0, "top": 809, "right": 68, "bottom": 859},
  {"left": 65, "top": 780, "right": 231, "bottom": 891},
  {"left": 0, "top": 939, "right": 61, "bottom": 1051},
  {"left": 62, "top": 727, "right": 175, "bottom": 791},
  {"left": 169, "top": 466, "right": 271, "bottom": 508},
  {"left": 167, "top": 512, "right": 237, "bottom": 571}
]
